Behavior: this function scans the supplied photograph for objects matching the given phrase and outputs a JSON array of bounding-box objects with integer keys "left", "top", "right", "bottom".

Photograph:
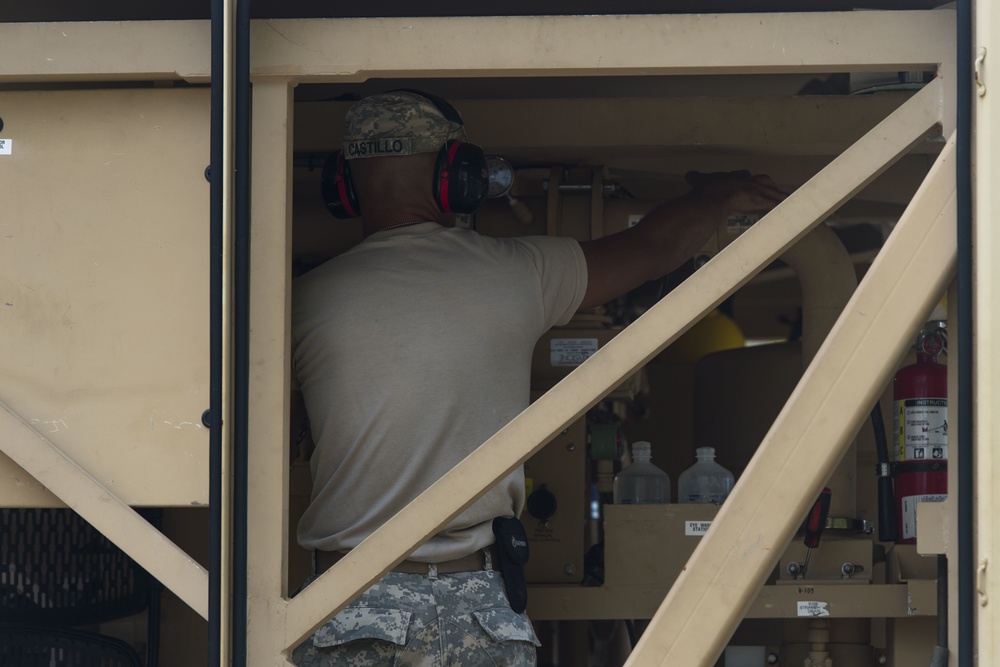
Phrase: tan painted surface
[
  {"left": 0, "top": 88, "right": 211, "bottom": 507},
  {"left": 0, "top": 398, "right": 210, "bottom": 618},
  {"left": 245, "top": 79, "right": 298, "bottom": 667},
  {"left": 0, "top": 12, "right": 953, "bottom": 83},
  {"left": 977, "top": 0, "right": 999, "bottom": 661}
]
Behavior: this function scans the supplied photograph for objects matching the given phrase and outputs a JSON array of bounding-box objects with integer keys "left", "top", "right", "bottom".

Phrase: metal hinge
[
  {"left": 975, "top": 47, "right": 987, "bottom": 97},
  {"left": 978, "top": 557, "right": 989, "bottom": 607}
]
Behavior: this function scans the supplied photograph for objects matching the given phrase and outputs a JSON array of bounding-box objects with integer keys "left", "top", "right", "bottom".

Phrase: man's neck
[
  {"left": 370, "top": 220, "right": 433, "bottom": 235},
  {"left": 362, "top": 205, "right": 449, "bottom": 238}
]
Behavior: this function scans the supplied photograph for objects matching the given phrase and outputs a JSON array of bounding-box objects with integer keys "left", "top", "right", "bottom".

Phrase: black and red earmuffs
[{"left": 321, "top": 91, "right": 489, "bottom": 220}]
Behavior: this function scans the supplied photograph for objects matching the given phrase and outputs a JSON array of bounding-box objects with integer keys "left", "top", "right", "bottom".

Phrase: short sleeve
[{"left": 511, "top": 235, "right": 588, "bottom": 329}]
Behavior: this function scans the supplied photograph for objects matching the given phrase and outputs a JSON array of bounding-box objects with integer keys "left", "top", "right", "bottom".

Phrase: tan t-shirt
[{"left": 292, "top": 222, "right": 588, "bottom": 561}]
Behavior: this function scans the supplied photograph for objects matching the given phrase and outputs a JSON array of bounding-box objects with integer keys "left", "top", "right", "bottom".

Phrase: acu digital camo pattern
[
  {"left": 292, "top": 568, "right": 539, "bottom": 666},
  {"left": 342, "top": 92, "right": 467, "bottom": 160}
]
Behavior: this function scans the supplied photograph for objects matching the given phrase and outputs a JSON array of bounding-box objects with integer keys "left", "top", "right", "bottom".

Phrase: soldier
[{"left": 291, "top": 90, "right": 783, "bottom": 666}]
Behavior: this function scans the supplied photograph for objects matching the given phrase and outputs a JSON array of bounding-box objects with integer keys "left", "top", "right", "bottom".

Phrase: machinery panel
[{"left": 523, "top": 417, "right": 587, "bottom": 583}]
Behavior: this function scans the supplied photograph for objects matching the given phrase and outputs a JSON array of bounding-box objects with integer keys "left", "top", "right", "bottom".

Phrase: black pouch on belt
[{"left": 491, "top": 516, "right": 529, "bottom": 614}]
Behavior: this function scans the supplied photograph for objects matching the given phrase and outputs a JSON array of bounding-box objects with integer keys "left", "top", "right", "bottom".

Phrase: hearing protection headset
[{"left": 321, "top": 91, "right": 489, "bottom": 219}]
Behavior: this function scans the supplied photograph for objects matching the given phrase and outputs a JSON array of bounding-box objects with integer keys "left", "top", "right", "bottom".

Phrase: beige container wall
[{"left": 0, "top": 88, "right": 211, "bottom": 507}]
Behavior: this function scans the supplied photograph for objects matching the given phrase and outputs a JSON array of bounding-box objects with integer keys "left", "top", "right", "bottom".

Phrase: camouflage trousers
[{"left": 291, "top": 562, "right": 539, "bottom": 666}]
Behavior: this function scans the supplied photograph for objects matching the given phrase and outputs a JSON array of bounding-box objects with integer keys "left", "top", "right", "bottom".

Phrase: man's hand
[
  {"left": 579, "top": 170, "right": 786, "bottom": 309},
  {"left": 684, "top": 170, "right": 786, "bottom": 216}
]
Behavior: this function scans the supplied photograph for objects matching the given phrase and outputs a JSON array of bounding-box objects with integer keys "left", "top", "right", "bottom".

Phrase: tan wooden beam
[
  {"left": 0, "top": 21, "right": 210, "bottom": 82},
  {"left": 250, "top": 11, "right": 954, "bottom": 81},
  {"left": 245, "top": 79, "right": 298, "bottom": 667},
  {"left": 0, "top": 11, "right": 953, "bottom": 83}
]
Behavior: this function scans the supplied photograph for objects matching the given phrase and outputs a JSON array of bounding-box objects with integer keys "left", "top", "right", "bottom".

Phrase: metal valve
[{"left": 841, "top": 562, "right": 865, "bottom": 579}]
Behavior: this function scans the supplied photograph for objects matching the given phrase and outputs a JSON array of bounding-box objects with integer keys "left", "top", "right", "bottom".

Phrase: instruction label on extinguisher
[{"left": 894, "top": 398, "right": 948, "bottom": 461}]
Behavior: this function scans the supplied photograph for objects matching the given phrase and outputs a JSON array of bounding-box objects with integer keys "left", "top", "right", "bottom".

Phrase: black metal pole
[
  {"left": 955, "top": 0, "right": 974, "bottom": 663},
  {"left": 231, "top": 0, "right": 251, "bottom": 662},
  {"left": 208, "top": 0, "right": 225, "bottom": 661}
]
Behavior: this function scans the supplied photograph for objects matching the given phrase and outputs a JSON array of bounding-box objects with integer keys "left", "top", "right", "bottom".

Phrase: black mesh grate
[
  {"left": 0, "top": 625, "right": 141, "bottom": 667},
  {"left": 0, "top": 509, "right": 152, "bottom": 626}
]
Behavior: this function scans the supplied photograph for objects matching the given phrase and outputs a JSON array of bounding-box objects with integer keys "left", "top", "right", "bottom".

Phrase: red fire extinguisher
[{"left": 892, "top": 323, "right": 947, "bottom": 544}]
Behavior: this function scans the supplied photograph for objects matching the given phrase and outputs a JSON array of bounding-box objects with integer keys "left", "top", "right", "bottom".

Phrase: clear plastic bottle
[
  {"left": 677, "top": 447, "right": 735, "bottom": 504},
  {"left": 613, "top": 441, "right": 670, "bottom": 504}
]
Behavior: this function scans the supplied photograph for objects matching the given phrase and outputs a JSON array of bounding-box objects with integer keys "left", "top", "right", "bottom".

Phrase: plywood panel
[{"left": 0, "top": 88, "right": 210, "bottom": 506}]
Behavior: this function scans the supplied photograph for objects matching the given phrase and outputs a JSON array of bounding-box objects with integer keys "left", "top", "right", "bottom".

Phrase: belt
[{"left": 316, "top": 545, "right": 498, "bottom": 575}]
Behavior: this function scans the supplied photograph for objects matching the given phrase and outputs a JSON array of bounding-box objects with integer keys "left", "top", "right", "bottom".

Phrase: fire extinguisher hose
[{"left": 870, "top": 400, "right": 899, "bottom": 542}]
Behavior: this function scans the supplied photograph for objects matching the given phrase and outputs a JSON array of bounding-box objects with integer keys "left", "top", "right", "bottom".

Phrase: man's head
[
  {"left": 342, "top": 91, "right": 467, "bottom": 161},
  {"left": 321, "top": 91, "right": 489, "bottom": 224}
]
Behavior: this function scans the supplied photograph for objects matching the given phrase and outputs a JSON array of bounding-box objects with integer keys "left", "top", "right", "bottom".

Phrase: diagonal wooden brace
[{"left": 0, "top": 399, "right": 210, "bottom": 619}]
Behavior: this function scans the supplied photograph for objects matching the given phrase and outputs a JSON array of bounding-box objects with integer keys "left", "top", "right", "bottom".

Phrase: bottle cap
[
  {"left": 695, "top": 447, "right": 716, "bottom": 458},
  {"left": 632, "top": 441, "right": 652, "bottom": 457}
]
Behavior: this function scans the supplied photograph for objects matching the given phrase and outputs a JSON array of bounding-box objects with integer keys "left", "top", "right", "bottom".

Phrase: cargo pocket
[
  {"left": 312, "top": 607, "right": 412, "bottom": 648},
  {"left": 472, "top": 607, "right": 542, "bottom": 647}
]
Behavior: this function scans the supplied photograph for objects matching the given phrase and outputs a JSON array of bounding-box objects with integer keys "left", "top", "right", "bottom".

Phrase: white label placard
[
  {"left": 0, "top": 139, "right": 11, "bottom": 155},
  {"left": 796, "top": 600, "right": 830, "bottom": 617},
  {"left": 549, "top": 338, "right": 599, "bottom": 366},
  {"left": 900, "top": 493, "right": 947, "bottom": 540},
  {"left": 684, "top": 520, "right": 713, "bottom": 536}
]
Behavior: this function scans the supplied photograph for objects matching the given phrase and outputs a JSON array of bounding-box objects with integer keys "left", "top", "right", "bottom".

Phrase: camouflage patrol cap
[{"left": 342, "top": 91, "right": 466, "bottom": 160}]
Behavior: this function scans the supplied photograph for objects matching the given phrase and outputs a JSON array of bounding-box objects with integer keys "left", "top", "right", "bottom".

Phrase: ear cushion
[
  {"left": 435, "top": 140, "right": 489, "bottom": 214},
  {"left": 321, "top": 151, "right": 361, "bottom": 219}
]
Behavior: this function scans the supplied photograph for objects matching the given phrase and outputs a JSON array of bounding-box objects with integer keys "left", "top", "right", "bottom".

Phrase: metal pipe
[
  {"left": 780, "top": 224, "right": 859, "bottom": 521},
  {"left": 231, "top": 0, "right": 251, "bottom": 663},
  {"left": 210, "top": 0, "right": 238, "bottom": 662},
  {"left": 956, "top": 0, "right": 974, "bottom": 663},
  {"left": 208, "top": 0, "right": 225, "bottom": 660},
  {"left": 779, "top": 224, "right": 857, "bottom": 366}
]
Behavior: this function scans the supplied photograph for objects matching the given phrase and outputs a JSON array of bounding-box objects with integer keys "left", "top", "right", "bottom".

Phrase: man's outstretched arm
[{"left": 578, "top": 171, "right": 785, "bottom": 310}]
